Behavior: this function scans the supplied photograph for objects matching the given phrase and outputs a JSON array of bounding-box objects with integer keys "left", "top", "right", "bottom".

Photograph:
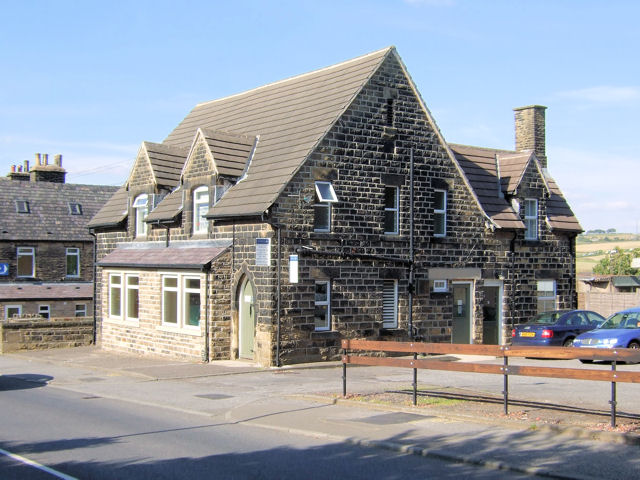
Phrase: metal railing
[{"left": 341, "top": 340, "right": 640, "bottom": 427}]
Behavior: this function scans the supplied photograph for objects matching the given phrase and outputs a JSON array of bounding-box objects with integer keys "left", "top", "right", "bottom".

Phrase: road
[{"left": 0, "top": 374, "right": 528, "bottom": 479}]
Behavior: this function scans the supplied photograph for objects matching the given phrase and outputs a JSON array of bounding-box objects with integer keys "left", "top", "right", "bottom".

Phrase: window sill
[
  {"left": 157, "top": 324, "right": 203, "bottom": 337},
  {"left": 381, "top": 234, "right": 407, "bottom": 242},
  {"left": 310, "top": 232, "right": 334, "bottom": 240},
  {"left": 311, "top": 330, "right": 340, "bottom": 339},
  {"left": 104, "top": 317, "right": 140, "bottom": 328}
]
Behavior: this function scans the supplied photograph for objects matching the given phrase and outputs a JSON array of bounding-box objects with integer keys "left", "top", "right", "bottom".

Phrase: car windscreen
[
  {"left": 529, "top": 312, "right": 565, "bottom": 324},
  {"left": 600, "top": 312, "right": 640, "bottom": 329}
]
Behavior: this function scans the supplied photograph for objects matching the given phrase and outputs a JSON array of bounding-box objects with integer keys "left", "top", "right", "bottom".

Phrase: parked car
[
  {"left": 511, "top": 310, "right": 605, "bottom": 347},
  {"left": 573, "top": 307, "right": 640, "bottom": 362}
]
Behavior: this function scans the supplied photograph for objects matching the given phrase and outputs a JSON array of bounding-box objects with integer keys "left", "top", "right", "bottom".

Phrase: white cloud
[{"left": 556, "top": 86, "right": 640, "bottom": 104}]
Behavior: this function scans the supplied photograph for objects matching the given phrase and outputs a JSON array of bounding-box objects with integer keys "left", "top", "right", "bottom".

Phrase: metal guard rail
[{"left": 341, "top": 340, "right": 640, "bottom": 428}]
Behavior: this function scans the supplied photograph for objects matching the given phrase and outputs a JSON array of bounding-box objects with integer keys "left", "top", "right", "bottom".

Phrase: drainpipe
[
  {"left": 408, "top": 147, "right": 415, "bottom": 339},
  {"left": 89, "top": 230, "right": 98, "bottom": 345},
  {"left": 204, "top": 267, "right": 210, "bottom": 362}
]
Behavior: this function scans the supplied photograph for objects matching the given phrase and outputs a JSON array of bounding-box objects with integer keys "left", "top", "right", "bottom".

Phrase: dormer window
[
  {"left": 313, "top": 181, "right": 338, "bottom": 232},
  {"left": 193, "top": 186, "right": 209, "bottom": 234},
  {"left": 68, "top": 203, "right": 82, "bottom": 215},
  {"left": 132, "top": 194, "right": 148, "bottom": 237},
  {"left": 15, "top": 200, "right": 29, "bottom": 214}
]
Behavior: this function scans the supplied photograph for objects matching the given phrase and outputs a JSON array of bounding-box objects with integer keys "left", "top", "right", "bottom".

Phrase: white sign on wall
[
  {"left": 255, "top": 238, "right": 271, "bottom": 266},
  {"left": 289, "top": 255, "right": 299, "bottom": 283}
]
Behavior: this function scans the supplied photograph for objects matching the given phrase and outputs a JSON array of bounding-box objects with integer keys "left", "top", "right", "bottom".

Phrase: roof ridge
[
  {"left": 449, "top": 143, "right": 517, "bottom": 154},
  {"left": 195, "top": 47, "right": 394, "bottom": 109}
]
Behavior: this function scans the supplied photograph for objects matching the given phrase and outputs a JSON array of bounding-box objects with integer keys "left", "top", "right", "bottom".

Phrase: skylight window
[
  {"left": 314, "top": 182, "right": 338, "bottom": 203},
  {"left": 68, "top": 203, "right": 83, "bottom": 215},
  {"left": 15, "top": 200, "right": 30, "bottom": 214}
]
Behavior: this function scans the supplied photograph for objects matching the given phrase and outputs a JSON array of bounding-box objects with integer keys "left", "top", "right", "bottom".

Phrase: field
[{"left": 576, "top": 233, "right": 640, "bottom": 273}]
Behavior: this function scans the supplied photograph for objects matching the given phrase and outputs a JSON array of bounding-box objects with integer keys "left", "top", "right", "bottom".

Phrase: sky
[{"left": 1, "top": 0, "right": 638, "bottom": 233}]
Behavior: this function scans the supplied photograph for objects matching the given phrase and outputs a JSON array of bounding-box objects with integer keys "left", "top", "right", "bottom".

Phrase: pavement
[{"left": 2, "top": 346, "right": 640, "bottom": 480}]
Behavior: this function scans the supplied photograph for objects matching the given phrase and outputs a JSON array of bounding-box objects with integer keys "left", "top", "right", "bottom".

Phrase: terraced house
[{"left": 89, "top": 47, "right": 581, "bottom": 366}]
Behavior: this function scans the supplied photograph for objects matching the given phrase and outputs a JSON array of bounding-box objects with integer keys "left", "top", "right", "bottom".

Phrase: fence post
[
  {"left": 342, "top": 346, "right": 347, "bottom": 397},
  {"left": 502, "top": 353, "right": 509, "bottom": 415},
  {"left": 610, "top": 360, "right": 617, "bottom": 428},
  {"left": 412, "top": 352, "right": 418, "bottom": 406}
]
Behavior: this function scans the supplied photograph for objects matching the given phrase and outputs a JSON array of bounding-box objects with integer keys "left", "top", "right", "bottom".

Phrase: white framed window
[
  {"left": 108, "top": 273, "right": 140, "bottom": 322},
  {"left": 434, "top": 189, "right": 447, "bottom": 237},
  {"left": 75, "top": 304, "right": 87, "bottom": 317},
  {"left": 5, "top": 305, "right": 22, "bottom": 320},
  {"left": 109, "top": 273, "right": 122, "bottom": 318},
  {"left": 313, "top": 181, "right": 338, "bottom": 233},
  {"left": 39, "top": 305, "right": 50, "bottom": 319},
  {"left": 126, "top": 275, "right": 140, "bottom": 321},
  {"left": 537, "top": 280, "right": 556, "bottom": 313},
  {"left": 524, "top": 198, "right": 538, "bottom": 241},
  {"left": 68, "top": 203, "right": 82, "bottom": 215},
  {"left": 193, "top": 186, "right": 209, "bottom": 234},
  {"left": 314, "top": 280, "right": 331, "bottom": 331},
  {"left": 17, "top": 246, "right": 35, "bottom": 278},
  {"left": 382, "top": 280, "right": 398, "bottom": 328},
  {"left": 15, "top": 200, "right": 30, "bottom": 214},
  {"left": 162, "top": 274, "right": 201, "bottom": 328},
  {"left": 384, "top": 186, "right": 399, "bottom": 235},
  {"left": 66, "top": 247, "right": 80, "bottom": 278},
  {"left": 132, "top": 194, "right": 149, "bottom": 237}
]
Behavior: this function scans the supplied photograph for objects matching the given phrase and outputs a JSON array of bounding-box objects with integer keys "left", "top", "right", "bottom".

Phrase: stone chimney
[
  {"left": 514, "top": 105, "right": 547, "bottom": 168},
  {"left": 29, "top": 152, "right": 67, "bottom": 183}
]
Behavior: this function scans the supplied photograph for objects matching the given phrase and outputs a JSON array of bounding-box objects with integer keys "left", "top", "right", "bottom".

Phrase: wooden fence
[{"left": 341, "top": 340, "right": 640, "bottom": 427}]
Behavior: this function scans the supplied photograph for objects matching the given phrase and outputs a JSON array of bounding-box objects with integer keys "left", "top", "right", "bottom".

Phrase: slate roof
[
  {"left": 144, "top": 188, "right": 183, "bottom": 223},
  {"left": 163, "top": 47, "right": 394, "bottom": 218},
  {"left": 0, "top": 282, "right": 93, "bottom": 300},
  {"left": 97, "top": 242, "right": 230, "bottom": 269},
  {"left": 143, "top": 142, "right": 189, "bottom": 189},
  {"left": 198, "top": 128, "right": 256, "bottom": 178},
  {"left": 0, "top": 177, "right": 119, "bottom": 241},
  {"left": 86, "top": 187, "right": 129, "bottom": 229},
  {"left": 450, "top": 144, "right": 581, "bottom": 232}
]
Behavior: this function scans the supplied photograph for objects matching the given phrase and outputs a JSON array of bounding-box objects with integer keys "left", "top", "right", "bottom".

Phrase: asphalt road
[{"left": 0, "top": 375, "right": 529, "bottom": 480}]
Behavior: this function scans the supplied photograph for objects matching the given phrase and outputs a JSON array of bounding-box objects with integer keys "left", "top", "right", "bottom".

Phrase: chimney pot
[
  {"left": 43, "top": 153, "right": 49, "bottom": 165},
  {"left": 11, "top": 165, "right": 16, "bottom": 173},
  {"left": 24, "top": 160, "right": 29, "bottom": 172},
  {"left": 54, "top": 154, "right": 62, "bottom": 167},
  {"left": 35, "top": 153, "right": 41, "bottom": 165}
]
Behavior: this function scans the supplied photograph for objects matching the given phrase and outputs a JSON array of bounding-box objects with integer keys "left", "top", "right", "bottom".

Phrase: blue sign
[{"left": 0, "top": 263, "right": 8, "bottom": 276}]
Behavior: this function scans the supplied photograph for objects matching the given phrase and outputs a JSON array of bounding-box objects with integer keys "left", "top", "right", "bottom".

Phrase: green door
[
  {"left": 452, "top": 283, "right": 472, "bottom": 344},
  {"left": 239, "top": 279, "right": 255, "bottom": 359}
]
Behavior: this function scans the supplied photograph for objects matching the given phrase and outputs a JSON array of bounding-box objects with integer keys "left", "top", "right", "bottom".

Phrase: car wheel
[
  {"left": 628, "top": 341, "right": 640, "bottom": 349},
  {"left": 579, "top": 359, "right": 593, "bottom": 364},
  {"left": 563, "top": 338, "right": 574, "bottom": 347}
]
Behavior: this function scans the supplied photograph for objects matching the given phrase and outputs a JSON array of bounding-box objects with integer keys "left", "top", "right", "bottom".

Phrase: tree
[{"left": 593, "top": 247, "right": 639, "bottom": 275}]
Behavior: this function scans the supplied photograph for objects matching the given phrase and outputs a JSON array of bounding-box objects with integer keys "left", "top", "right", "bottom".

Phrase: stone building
[
  {"left": 89, "top": 47, "right": 581, "bottom": 366},
  {"left": 0, "top": 154, "right": 119, "bottom": 322}
]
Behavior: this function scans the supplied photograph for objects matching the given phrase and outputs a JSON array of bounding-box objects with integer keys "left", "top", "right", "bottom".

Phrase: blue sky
[{"left": 1, "top": 0, "right": 638, "bottom": 233}]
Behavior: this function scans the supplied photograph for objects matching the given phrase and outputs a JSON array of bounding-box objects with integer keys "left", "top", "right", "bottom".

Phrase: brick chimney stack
[{"left": 514, "top": 105, "right": 547, "bottom": 169}]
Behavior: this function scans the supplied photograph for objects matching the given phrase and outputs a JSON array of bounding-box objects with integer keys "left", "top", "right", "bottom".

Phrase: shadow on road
[{"left": 0, "top": 374, "right": 53, "bottom": 391}]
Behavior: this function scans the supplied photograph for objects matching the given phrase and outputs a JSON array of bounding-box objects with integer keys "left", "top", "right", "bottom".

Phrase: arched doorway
[{"left": 238, "top": 277, "right": 256, "bottom": 359}]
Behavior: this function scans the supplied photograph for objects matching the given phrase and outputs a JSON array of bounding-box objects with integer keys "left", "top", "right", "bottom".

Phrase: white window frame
[
  {"left": 38, "top": 305, "right": 50, "bottom": 320},
  {"left": 524, "top": 198, "right": 538, "bottom": 241},
  {"left": 434, "top": 189, "right": 447, "bottom": 237},
  {"left": 133, "top": 194, "right": 148, "bottom": 237},
  {"left": 382, "top": 279, "right": 398, "bottom": 328},
  {"left": 192, "top": 186, "right": 209, "bottom": 234},
  {"left": 75, "top": 304, "right": 87, "bottom": 317},
  {"left": 314, "top": 280, "right": 331, "bottom": 331},
  {"left": 108, "top": 273, "right": 123, "bottom": 318},
  {"left": 5, "top": 304, "right": 22, "bottom": 320},
  {"left": 66, "top": 247, "right": 81, "bottom": 278},
  {"left": 161, "top": 273, "right": 202, "bottom": 330},
  {"left": 384, "top": 186, "right": 399, "bottom": 235},
  {"left": 17, "top": 246, "right": 35, "bottom": 278},
  {"left": 537, "top": 280, "right": 556, "bottom": 313},
  {"left": 313, "top": 181, "right": 338, "bottom": 233},
  {"left": 125, "top": 275, "right": 140, "bottom": 321}
]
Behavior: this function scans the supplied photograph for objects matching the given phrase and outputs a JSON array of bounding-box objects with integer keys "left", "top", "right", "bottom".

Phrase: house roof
[
  {"left": 144, "top": 188, "right": 183, "bottom": 223},
  {"left": 163, "top": 47, "right": 394, "bottom": 218},
  {"left": 197, "top": 128, "right": 256, "bottom": 178},
  {"left": 97, "top": 242, "right": 231, "bottom": 269},
  {"left": 143, "top": 142, "right": 188, "bottom": 189},
  {"left": 612, "top": 276, "right": 640, "bottom": 288},
  {"left": 0, "top": 178, "right": 119, "bottom": 241},
  {"left": 87, "top": 186, "right": 129, "bottom": 229},
  {"left": 0, "top": 282, "right": 93, "bottom": 300},
  {"left": 450, "top": 144, "right": 581, "bottom": 232}
]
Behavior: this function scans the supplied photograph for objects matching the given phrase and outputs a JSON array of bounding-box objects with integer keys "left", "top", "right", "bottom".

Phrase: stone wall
[{"left": 0, "top": 317, "right": 93, "bottom": 353}]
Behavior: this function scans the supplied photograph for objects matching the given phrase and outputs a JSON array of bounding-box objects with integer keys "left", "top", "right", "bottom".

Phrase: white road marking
[{"left": 0, "top": 447, "right": 78, "bottom": 480}]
